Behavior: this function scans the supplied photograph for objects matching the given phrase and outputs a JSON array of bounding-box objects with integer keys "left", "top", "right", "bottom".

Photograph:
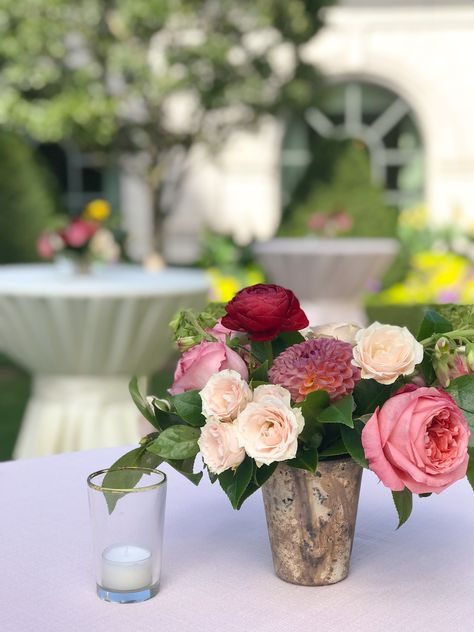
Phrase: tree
[{"left": 0, "top": 0, "right": 332, "bottom": 252}]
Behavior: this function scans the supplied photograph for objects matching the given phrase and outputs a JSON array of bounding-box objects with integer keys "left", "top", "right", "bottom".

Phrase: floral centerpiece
[
  {"left": 37, "top": 199, "right": 122, "bottom": 273},
  {"left": 111, "top": 284, "right": 474, "bottom": 585}
]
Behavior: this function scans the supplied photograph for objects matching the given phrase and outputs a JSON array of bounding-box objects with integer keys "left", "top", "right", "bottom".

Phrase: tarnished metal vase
[{"left": 262, "top": 459, "right": 362, "bottom": 586}]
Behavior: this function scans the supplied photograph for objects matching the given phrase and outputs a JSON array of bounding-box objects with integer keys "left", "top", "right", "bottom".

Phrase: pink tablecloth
[{"left": 1, "top": 446, "right": 474, "bottom": 632}]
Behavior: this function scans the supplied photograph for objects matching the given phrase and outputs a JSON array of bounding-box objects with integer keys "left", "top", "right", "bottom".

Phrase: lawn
[{"left": 0, "top": 354, "right": 31, "bottom": 461}]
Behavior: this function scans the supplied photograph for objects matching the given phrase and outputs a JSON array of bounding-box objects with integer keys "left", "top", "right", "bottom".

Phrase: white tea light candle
[{"left": 101, "top": 545, "right": 153, "bottom": 591}]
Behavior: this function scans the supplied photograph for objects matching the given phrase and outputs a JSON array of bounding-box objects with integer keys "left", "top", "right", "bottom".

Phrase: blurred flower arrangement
[
  {"left": 306, "top": 208, "right": 354, "bottom": 237},
  {"left": 368, "top": 204, "right": 474, "bottom": 305},
  {"left": 199, "top": 230, "right": 264, "bottom": 302},
  {"left": 37, "top": 199, "right": 126, "bottom": 272}
]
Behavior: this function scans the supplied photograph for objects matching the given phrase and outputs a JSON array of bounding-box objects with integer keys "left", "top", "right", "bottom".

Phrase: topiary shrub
[
  {"left": 280, "top": 140, "right": 398, "bottom": 238},
  {"left": 0, "top": 131, "right": 59, "bottom": 263}
]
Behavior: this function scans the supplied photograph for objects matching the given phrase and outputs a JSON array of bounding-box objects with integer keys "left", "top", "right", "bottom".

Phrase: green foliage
[
  {"left": 317, "top": 394, "right": 354, "bottom": 428},
  {"left": 280, "top": 141, "right": 398, "bottom": 239},
  {"left": 392, "top": 488, "right": 413, "bottom": 529},
  {"left": 341, "top": 421, "right": 369, "bottom": 468},
  {"left": 466, "top": 447, "right": 474, "bottom": 493},
  {"left": 170, "top": 390, "right": 205, "bottom": 427},
  {"left": 0, "top": 131, "right": 58, "bottom": 263},
  {"left": 103, "top": 447, "right": 163, "bottom": 513},
  {"left": 147, "top": 425, "right": 200, "bottom": 460},
  {"left": 0, "top": 0, "right": 333, "bottom": 199},
  {"left": 446, "top": 375, "right": 474, "bottom": 444}
]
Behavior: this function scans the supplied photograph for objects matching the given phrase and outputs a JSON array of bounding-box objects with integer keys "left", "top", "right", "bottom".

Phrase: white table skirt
[
  {"left": 1, "top": 446, "right": 473, "bottom": 632},
  {"left": 0, "top": 264, "right": 209, "bottom": 457}
]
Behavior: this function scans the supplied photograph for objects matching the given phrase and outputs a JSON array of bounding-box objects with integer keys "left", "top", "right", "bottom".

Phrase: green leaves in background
[
  {"left": 147, "top": 425, "right": 200, "bottom": 460},
  {"left": 391, "top": 488, "right": 413, "bottom": 529}
]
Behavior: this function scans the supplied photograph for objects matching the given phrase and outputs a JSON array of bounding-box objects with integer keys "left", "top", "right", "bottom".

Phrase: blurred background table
[
  {"left": 0, "top": 264, "right": 209, "bottom": 458},
  {"left": 1, "top": 446, "right": 473, "bottom": 632}
]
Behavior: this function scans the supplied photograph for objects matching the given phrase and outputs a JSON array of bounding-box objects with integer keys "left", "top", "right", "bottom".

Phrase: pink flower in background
[
  {"left": 169, "top": 341, "right": 248, "bottom": 395},
  {"left": 362, "top": 385, "right": 470, "bottom": 494},
  {"left": 61, "top": 219, "right": 98, "bottom": 248},
  {"left": 37, "top": 234, "right": 55, "bottom": 259},
  {"left": 268, "top": 337, "right": 360, "bottom": 403},
  {"left": 308, "top": 213, "right": 328, "bottom": 232}
]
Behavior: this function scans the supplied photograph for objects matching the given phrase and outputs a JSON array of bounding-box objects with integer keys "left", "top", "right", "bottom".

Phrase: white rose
[
  {"left": 253, "top": 384, "right": 291, "bottom": 407},
  {"left": 236, "top": 397, "right": 304, "bottom": 467},
  {"left": 198, "top": 420, "right": 245, "bottom": 475},
  {"left": 310, "top": 322, "right": 360, "bottom": 346},
  {"left": 200, "top": 369, "right": 252, "bottom": 423},
  {"left": 352, "top": 322, "right": 424, "bottom": 385}
]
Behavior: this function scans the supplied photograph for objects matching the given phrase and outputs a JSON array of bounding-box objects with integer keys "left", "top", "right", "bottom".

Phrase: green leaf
[
  {"left": 147, "top": 426, "right": 200, "bottom": 460},
  {"left": 341, "top": 420, "right": 369, "bottom": 468},
  {"left": 287, "top": 444, "right": 319, "bottom": 473},
  {"left": 103, "top": 447, "right": 163, "bottom": 514},
  {"left": 170, "top": 390, "right": 205, "bottom": 427},
  {"left": 253, "top": 462, "right": 278, "bottom": 487},
  {"left": 250, "top": 360, "right": 269, "bottom": 382},
  {"left": 318, "top": 394, "right": 354, "bottom": 428},
  {"left": 353, "top": 379, "right": 401, "bottom": 417},
  {"left": 166, "top": 455, "right": 203, "bottom": 485},
  {"left": 417, "top": 308, "right": 452, "bottom": 341},
  {"left": 392, "top": 488, "right": 413, "bottom": 528},
  {"left": 319, "top": 437, "right": 347, "bottom": 457},
  {"left": 446, "top": 375, "right": 474, "bottom": 444},
  {"left": 129, "top": 376, "right": 157, "bottom": 426},
  {"left": 299, "top": 390, "right": 329, "bottom": 445},
  {"left": 466, "top": 447, "right": 474, "bottom": 493},
  {"left": 218, "top": 456, "right": 254, "bottom": 509},
  {"left": 418, "top": 492, "right": 432, "bottom": 498},
  {"left": 271, "top": 330, "right": 305, "bottom": 357}
]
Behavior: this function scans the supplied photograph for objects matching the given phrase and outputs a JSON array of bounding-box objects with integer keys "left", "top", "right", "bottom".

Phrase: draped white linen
[{"left": 0, "top": 264, "right": 209, "bottom": 457}]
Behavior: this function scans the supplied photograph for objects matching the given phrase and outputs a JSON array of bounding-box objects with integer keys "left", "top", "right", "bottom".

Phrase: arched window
[{"left": 281, "top": 81, "right": 424, "bottom": 213}]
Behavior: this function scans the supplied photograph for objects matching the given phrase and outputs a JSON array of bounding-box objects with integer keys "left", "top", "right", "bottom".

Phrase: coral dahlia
[{"left": 268, "top": 338, "right": 361, "bottom": 403}]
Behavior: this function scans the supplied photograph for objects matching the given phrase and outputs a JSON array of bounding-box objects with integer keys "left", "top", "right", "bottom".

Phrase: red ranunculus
[{"left": 221, "top": 284, "right": 309, "bottom": 342}]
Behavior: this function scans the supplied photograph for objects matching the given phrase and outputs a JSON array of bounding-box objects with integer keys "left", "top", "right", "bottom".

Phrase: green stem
[
  {"left": 420, "top": 328, "right": 474, "bottom": 347},
  {"left": 263, "top": 340, "right": 273, "bottom": 368}
]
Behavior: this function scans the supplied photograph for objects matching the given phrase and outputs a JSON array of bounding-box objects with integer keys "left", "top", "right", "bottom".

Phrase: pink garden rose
[
  {"left": 169, "top": 341, "right": 248, "bottom": 395},
  {"left": 362, "top": 385, "right": 470, "bottom": 494},
  {"left": 37, "top": 234, "right": 55, "bottom": 259}
]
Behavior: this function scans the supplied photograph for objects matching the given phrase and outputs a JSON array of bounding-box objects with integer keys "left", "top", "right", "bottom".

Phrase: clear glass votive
[{"left": 87, "top": 467, "right": 167, "bottom": 604}]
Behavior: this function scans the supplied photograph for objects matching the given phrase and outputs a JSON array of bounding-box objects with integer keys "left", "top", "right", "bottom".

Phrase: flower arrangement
[
  {"left": 113, "top": 284, "right": 474, "bottom": 526},
  {"left": 37, "top": 199, "right": 122, "bottom": 271}
]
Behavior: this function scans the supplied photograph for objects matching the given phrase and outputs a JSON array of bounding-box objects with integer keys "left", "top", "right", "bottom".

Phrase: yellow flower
[{"left": 83, "top": 199, "right": 111, "bottom": 222}]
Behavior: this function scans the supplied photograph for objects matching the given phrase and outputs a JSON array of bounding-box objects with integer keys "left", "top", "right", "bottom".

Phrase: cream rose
[
  {"left": 200, "top": 369, "right": 252, "bottom": 422},
  {"left": 236, "top": 396, "right": 304, "bottom": 466},
  {"left": 198, "top": 420, "right": 245, "bottom": 475},
  {"left": 310, "top": 322, "right": 360, "bottom": 346},
  {"left": 352, "top": 322, "right": 423, "bottom": 385},
  {"left": 253, "top": 384, "right": 291, "bottom": 407}
]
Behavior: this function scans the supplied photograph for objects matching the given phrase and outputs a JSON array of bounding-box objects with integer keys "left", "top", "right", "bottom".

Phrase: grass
[{"left": 0, "top": 355, "right": 31, "bottom": 461}]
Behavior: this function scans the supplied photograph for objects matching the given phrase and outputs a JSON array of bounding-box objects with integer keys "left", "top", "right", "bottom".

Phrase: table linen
[
  {"left": 1, "top": 446, "right": 473, "bottom": 632},
  {"left": 0, "top": 264, "right": 209, "bottom": 457}
]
